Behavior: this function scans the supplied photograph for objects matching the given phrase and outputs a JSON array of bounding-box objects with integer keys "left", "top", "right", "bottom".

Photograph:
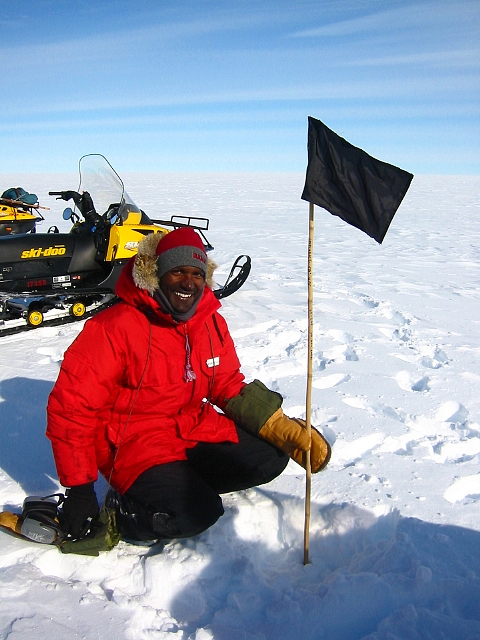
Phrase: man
[{"left": 47, "top": 227, "right": 330, "bottom": 542}]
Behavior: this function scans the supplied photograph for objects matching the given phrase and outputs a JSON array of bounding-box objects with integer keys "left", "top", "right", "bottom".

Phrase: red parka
[{"left": 46, "top": 259, "right": 245, "bottom": 493}]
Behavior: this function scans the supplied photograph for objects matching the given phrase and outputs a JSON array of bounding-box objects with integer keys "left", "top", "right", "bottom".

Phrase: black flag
[{"left": 301, "top": 116, "right": 413, "bottom": 244}]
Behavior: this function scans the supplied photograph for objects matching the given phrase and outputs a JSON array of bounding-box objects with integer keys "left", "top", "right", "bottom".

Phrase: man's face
[{"left": 159, "top": 266, "right": 206, "bottom": 314}]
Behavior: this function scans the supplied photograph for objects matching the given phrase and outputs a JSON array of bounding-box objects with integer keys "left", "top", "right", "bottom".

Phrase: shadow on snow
[
  {"left": 162, "top": 494, "right": 480, "bottom": 640},
  {"left": 0, "top": 376, "right": 58, "bottom": 495}
]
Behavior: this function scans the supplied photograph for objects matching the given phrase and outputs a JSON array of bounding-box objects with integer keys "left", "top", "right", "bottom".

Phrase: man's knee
[
  {"left": 256, "top": 447, "right": 289, "bottom": 484},
  {"left": 161, "top": 493, "right": 224, "bottom": 538}
]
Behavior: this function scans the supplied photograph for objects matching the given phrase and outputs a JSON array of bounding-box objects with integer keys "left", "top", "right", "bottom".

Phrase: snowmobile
[
  {"left": 0, "top": 154, "right": 251, "bottom": 336},
  {"left": 0, "top": 188, "right": 46, "bottom": 236}
]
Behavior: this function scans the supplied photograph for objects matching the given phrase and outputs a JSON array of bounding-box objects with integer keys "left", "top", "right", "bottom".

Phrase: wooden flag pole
[{"left": 303, "top": 201, "right": 315, "bottom": 565}]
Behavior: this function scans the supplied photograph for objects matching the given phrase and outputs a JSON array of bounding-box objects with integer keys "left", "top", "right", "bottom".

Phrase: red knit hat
[{"left": 155, "top": 227, "right": 208, "bottom": 278}]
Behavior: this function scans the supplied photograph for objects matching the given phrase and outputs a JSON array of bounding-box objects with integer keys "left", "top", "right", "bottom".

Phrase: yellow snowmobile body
[
  {"left": 0, "top": 200, "right": 44, "bottom": 236},
  {"left": 104, "top": 210, "right": 168, "bottom": 261}
]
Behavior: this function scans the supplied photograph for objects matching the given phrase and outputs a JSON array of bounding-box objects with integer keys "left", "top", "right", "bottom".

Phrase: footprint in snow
[
  {"left": 231, "top": 319, "right": 280, "bottom": 339},
  {"left": 435, "top": 401, "right": 468, "bottom": 425},
  {"left": 429, "top": 437, "right": 480, "bottom": 464},
  {"left": 418, "top": 346, "right": 449, "bottom": 369},
  {"left": 380, "top": 307, "right": 410, "bottom": 325},
  {"left": 394, "top": 371, "right": 430, "bottom": 393},
  {"left": 354, "top": 293, "right": 379, "bottom": 309},
  {"left": 342, "top": 396, "right": 370, "bottom": 410},
  {"left": 332, "top": 432, "right": 385, "bottom": 466},
  {"left": 36, "top": 347, "right": 64, "bottom": 365},
  {"left": 313, "top": 373, "right": 350, "bottom": 389},
  {"left": 392, "top": 345, "right": 449, "bottom": 370},
  {"left": 324, "top": 344, "right": 358, "bottom": 362},
  {"left": 327, "top": 329, "right": 355, "bottom": 344},
  {"left": 379, "top": 326, "right": 411, "bottom": 342},
  {"left": 359, "top": 474, "right": 391, "bottom": 487},
  {"left": 444, "top": 474, "right": 480, "bottom": 504},
  {"left": 342, "top": 396, "right": 406, "bottom": 423}
]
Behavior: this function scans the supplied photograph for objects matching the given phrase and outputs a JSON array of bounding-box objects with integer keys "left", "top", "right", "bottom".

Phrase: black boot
[{"left": 104, "top": 488, "right": 174, "bottom": 543}]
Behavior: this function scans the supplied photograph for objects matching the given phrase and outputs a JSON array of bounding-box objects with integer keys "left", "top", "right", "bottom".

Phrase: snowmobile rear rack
[
  {"left": 150, "top": 215, "right": 209, "bottom": 231},
  {"left": 0, "top": 197, "right": 49, "bottom": 212}
]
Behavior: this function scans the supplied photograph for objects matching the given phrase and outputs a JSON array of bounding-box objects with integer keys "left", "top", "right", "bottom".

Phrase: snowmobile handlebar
[
  {"left": 49, "top": 191, "right": 100, "bottom": 228},
  {"left": 49, "top": 190, "right": 83, "bottom": 206}
]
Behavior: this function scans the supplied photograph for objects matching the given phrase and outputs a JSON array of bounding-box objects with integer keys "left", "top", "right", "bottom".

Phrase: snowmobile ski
[{"left": 214, "top": 254, "right": 251, "bottom": 299}]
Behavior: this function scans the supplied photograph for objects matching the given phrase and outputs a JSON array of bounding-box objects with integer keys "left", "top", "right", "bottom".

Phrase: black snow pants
[{"left": 108, "top": 426, "right": 288, "bottom": 542}]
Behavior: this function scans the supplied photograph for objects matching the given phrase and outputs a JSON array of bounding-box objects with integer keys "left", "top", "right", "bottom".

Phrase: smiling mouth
[{"left": 174, "top": 291, "right": 193, "bottom": 299}]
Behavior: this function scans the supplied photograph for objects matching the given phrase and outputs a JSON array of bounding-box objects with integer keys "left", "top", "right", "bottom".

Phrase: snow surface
[{"left": 1, "top": 172, "right": 480, "bottom": 639}]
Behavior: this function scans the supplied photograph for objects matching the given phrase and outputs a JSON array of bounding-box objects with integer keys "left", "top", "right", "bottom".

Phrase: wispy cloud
[
  {"left": 0, "top": 7, "right": 290, "bottom": 67},
  {"left": 1, "top": 70, "right": 477, "bottom": 121},
  {"left": 345, "top": 49, "right": 480, "bottom": 68},
  {"left": 290, "top": 1, "right": 480, "bottom": 38},
  {"left": 1, "top": 101, "right": 478, "bottom": 137},
  {"left": 0, "top": 15, "right": 257, "bottom": 69}
]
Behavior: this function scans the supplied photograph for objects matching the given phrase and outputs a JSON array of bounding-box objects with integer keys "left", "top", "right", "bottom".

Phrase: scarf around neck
[{"left": 152, "top": 287, "right": 203, "bottom": 323}]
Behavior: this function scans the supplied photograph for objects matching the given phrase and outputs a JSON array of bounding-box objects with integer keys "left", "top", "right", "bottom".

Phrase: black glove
[{"left": 60, "top": 483, "right": 99, "bottom": 538}]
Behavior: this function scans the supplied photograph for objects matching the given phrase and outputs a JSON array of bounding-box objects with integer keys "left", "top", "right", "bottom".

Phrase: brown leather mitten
[
  {"left": 259, "top": 410, "right": 331, "bottom": 473},
  {"left": 225, "top": 380, "right": 332, "bottom": 473}
]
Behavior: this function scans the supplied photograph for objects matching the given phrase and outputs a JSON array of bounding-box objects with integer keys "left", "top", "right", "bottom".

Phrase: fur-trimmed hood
[{"left": 132, "top": 231, "right": 216, "bottom": 295}]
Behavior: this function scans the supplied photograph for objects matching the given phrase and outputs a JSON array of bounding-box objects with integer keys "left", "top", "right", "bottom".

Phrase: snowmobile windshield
[{"left": 78, "top": 154, "right": 141, "bottom": 222}]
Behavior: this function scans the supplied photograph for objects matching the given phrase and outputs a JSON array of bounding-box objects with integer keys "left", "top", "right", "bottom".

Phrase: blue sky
[{"left": 1, "top": 0, "right": 478, "bottom": 173}]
